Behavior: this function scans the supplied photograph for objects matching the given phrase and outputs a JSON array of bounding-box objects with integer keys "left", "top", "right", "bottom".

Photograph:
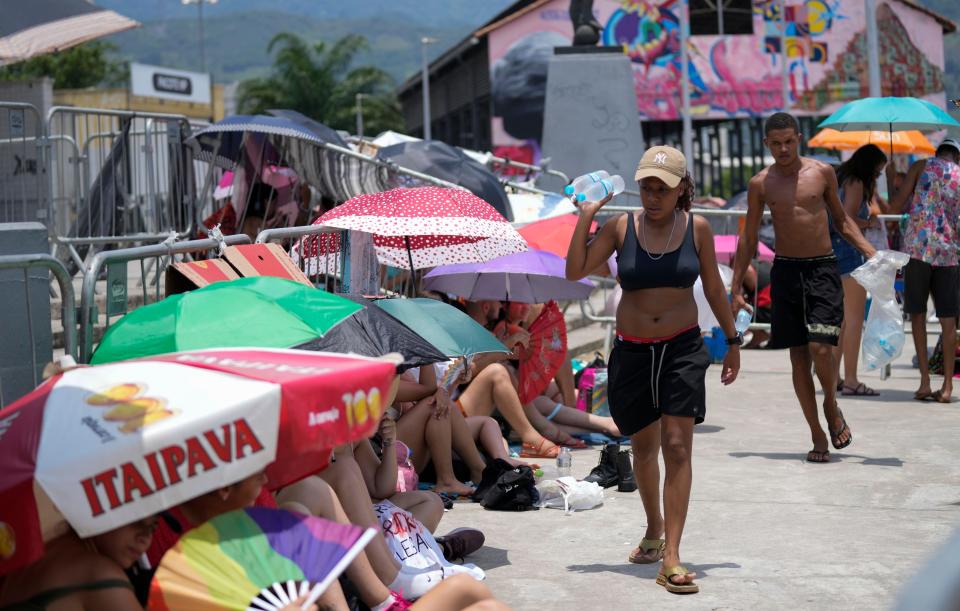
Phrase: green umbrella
[
  {"left": 91, "top": 277, "right": 362, "bottom": 364},
  {"left": 818, "top": 97, "right": 960, "bottom": 133},
  {"left": 374, "top": 298, "right": 509, "bottom": 358}
]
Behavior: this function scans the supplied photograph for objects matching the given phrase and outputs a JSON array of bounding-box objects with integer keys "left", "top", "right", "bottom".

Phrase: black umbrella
[
  {"left": 294, "top": 295, "right": 448, "bottom": 373},
  {"left": 0, "top": 0, "right": 139, "bottom": 65},
  {"left": 266, "top": 109, "right": 347, "bottom": 148},
  {"left": 378, "top": 140, "right": 513, "bottom": 221}
]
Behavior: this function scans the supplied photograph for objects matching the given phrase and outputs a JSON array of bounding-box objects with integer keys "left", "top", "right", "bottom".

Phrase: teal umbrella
[
  {"left": 818, "top": 97, "right": 960, "bottom": 132},
  {"left": 374, "top": 298, "right": 509, "bottom": 357}
]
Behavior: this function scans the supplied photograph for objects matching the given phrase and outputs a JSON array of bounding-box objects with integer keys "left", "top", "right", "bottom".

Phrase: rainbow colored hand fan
[{"left": 148, "top": 507, "right": 376, "bottom": 611}]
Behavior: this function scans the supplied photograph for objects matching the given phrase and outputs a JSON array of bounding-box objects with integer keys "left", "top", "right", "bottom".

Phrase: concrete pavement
[{"left": 436, "top": 346, "right": 960, "bottom": 610}]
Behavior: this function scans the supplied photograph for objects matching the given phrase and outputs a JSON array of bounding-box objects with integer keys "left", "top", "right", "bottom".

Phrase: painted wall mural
[{"left": 487, "top": 0, "right": 948, "bottom": 154}]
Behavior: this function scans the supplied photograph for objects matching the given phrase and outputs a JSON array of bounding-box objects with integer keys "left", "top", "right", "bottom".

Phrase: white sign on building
[{"left": 130, "top": 62, "right": 211, "bottom": 105}]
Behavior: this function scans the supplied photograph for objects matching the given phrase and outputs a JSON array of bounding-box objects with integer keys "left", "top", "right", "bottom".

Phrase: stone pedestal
[{"left": 538, "top": 49, "right": 644, "bottom": 206}]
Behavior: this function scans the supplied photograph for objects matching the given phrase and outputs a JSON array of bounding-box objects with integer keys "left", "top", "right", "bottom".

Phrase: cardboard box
[
  {"left": 223, "top": 243, "right": 313, "bottom": 287},
  {"left": 166, "top": 258, "right": 240, "bottom": 295}
]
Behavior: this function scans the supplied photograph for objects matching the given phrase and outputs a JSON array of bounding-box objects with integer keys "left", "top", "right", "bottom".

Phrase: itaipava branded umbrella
[
  {"left": 91, "top": 277, "right": 361, "bottom": 364},
  {"left": 808, "top": 128, "right": 935, "bottom": 155},
  {"left": 295, "top": 294, "right": 448, "bottom": 373},
  {"left": 148, "top": 507, "right": 376, "bottom": 610},
  {"left": 422, "top": 248, "right": 594, "bottom": 303},
  {"left": 295, "top": 187, "right": 527, "bottom": 271},
  {"left": 374, "top": 298, "right": 510, "bottom": 358},
  {"left": 0, "top": 348, "right": 398, "bottom": 575}
]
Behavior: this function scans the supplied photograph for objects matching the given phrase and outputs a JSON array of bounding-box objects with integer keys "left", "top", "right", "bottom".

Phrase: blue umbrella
[
  {"left": 188, "top": 114, "right": 345, "bottom": 169},
  {"left": 818, "top": 97, "right": 960, "bottom": 133}
]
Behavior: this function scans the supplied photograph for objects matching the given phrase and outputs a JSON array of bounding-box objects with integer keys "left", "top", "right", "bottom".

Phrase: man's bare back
[{"left": 751, "top": 157, "right": 836, "bottom": 258}]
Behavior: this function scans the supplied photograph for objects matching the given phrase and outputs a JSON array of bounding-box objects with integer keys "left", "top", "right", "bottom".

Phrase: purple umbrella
[{"left": 423, "top": 249, "right": 594, "bottom": 303}]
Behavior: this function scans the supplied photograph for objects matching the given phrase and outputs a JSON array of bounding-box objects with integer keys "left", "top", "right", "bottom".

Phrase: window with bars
[{"left": 690, "top": 0, "right": 754, "bottom": 36}]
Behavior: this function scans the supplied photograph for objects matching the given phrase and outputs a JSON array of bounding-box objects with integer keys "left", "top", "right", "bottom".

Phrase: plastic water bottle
[
  {"left": 734, "top": 309, "right": 752, "bottom": 334},
  {"left": 577, "top": 175, "right": 626, "bottom": 202},
  {"left": 557, "top": 447, "right": 572, "bottom": 478},
  {"left": 564, "top": 170, "right": 609, "bottom": 198}
]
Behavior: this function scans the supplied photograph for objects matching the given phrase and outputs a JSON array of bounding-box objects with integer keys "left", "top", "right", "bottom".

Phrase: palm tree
[{"left": 237, "top": 33, "right": 403, "bottom": 136}]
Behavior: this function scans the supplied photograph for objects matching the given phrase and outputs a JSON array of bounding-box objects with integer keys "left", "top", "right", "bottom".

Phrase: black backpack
[{"left": 472, "top": 459, "right": 539, "bottom": 511}]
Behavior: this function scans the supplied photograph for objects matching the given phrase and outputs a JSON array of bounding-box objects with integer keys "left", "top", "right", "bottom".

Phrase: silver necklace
[{"left": 641, "top": 209, "right": 678, "bottom": 261}]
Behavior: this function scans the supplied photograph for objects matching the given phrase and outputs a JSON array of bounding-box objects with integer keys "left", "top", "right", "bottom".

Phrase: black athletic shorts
[
  {"left": 607, "top": 326, "right": 710, "bottom": 436},
  {"left": 902, "top": 258, "right": 960, "bottom": 318},
  {"left": 769, "top": 254, "right": 843, "bottom": 348}
]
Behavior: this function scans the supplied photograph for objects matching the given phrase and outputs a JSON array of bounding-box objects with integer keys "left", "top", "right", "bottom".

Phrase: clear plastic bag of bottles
[{"left": 851, "top": 250, "right": 910, "bottom": 371}]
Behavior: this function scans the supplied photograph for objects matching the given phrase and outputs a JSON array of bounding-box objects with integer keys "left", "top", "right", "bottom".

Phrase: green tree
[
  {"left": 0, "top": 41, "right": 127, "bottom": 89},
  {"left": 237, "top": 33, "right": 403, "bottom": 135}
]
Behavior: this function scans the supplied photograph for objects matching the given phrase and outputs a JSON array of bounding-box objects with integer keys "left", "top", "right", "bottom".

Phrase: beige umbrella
[{"left": 0, "top": 0, "right": 139, "bottom": 66}]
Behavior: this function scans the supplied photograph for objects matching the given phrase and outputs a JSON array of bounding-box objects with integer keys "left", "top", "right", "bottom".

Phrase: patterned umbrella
[
  {"left": 0, "top": 348, "right": 398, "bottom": 575},
  {"left": 294, "top": 187, "right": 527, "bottom": 271},
  {"left": 148, "top": 507, "right": 375, "bottom": 610}
]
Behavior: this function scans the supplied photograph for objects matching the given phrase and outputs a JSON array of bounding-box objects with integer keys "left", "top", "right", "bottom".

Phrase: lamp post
[
  {"left": 181, "top": 0, "right": 218, "bottom": 73},
  {"left": 865, "top": 0, "right": 882, "bottom": 97},
  {"left": 420, "top": 36, "right": 437, "bottom": 141},
  {"left": 355, "top": 93, "right": 366, "bottom": 139},
  {"left": 679, "top": 0, "right": 693, "bottom": 167}
]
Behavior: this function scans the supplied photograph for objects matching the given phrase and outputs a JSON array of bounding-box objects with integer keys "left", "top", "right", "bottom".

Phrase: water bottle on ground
[
  {"left": 564, "top": 170, "right": 609, "bottom": 198},
  {"left": 577, "top": 175, "right": 625, "bottom": 202},
  {"left": 734, "top": 308, "right": 752, "bottom": 334},
  {"left": 557, "top": 447, "right": 572, "bottom": 478}
]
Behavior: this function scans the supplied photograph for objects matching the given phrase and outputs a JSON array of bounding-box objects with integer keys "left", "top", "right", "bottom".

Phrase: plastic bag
[
  {"left": 535, "top": 477, "right": 603, "bottom": 514},
  {"left": 851, "top": 250, "right": 910, "bottom": 370}
]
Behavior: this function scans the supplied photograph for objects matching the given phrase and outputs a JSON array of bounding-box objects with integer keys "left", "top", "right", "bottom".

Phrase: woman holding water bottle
[{"left": 565, "top": 146, "right": 740, "bottom": 595}]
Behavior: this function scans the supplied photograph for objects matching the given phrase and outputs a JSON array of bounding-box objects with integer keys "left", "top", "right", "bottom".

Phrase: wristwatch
[{"left": 725, "top": 332, "right": 744, "bottom": 346}]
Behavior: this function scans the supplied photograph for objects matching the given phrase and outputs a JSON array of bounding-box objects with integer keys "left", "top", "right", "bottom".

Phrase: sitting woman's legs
[
  {"left": 449, "top": 406, "right": 491, "bottom": 484},
  {"left": 390, "top": 490, "right": 444, "bottom": 533},
  {"left": 313, "top": 447, "right": 401, "bottom": 586},
  {"left": 466, "top": 415, "right": 527, "bottom": 469},
  {"left": 275, "top": 477, "right": 392, "bottom": 608},
  {"left": 409, "top": 574, "right": 501, "bottom": 611},
  {"left": 458, "top": 363, "right": 554, "bottom": 449},
  {"left": 396, "top": 399, "right": 474, "bottom": 497},
  {"left": 530, "top": 395, "right": 621, "bottom": 437}
]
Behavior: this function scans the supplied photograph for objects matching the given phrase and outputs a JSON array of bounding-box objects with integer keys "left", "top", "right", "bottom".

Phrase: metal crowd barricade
[
  {"left": 78, "top": 235, "right": 251, "bottom": 362},
  {"left": 0, "top": 254, "right": 77, "bottom": 404},
  {"left": 255, "top": 225, "right": 355, "bottom": 293},
  {"left": 45, "top": 106, "right": 198, "bottom": 274},
  {"left": 0, "top": 102, "right": 46, "bottom": 225}
]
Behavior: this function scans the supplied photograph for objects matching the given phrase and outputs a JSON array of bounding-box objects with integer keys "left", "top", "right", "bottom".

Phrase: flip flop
[
  {"left": 520, "top": 439, "right": 561, "bottom": 459},
  {"left": 628, "top": 537, "right": 664, "bottom": 564},
  {"left": 656, "top": 565, "right": 699, "bottom": 594},
  {"left": 842, "top": 383, "right": 879, "bottom": 396},
  {"left": 932, "top": 390, "right": 954, "bottom": 404},
  {"left": 806, "top": 449, "right": 831, "bottom": 463},
  {"left": 829, "top": 410, "right": 853, "bottom": 450},
  {"left": 914, "top": 391, "right": 935, "bottom": 401}
]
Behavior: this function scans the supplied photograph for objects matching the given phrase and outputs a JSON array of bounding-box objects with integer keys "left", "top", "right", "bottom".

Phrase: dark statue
[{"left": 570, "top": 0, "right": 602, "bottom": 46}]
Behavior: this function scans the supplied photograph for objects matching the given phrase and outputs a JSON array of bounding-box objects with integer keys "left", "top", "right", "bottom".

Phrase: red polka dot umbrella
[{"left": 294, "top": 187, "right": 528, "bottom": 271}]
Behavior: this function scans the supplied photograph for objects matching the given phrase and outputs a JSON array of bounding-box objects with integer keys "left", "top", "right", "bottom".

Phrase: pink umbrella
[
  {"left": 296, "top": 187, "right": 527, "bottom": 271},
  {"left": 714, "top": 235, "right": 774, "bottom": 263}
]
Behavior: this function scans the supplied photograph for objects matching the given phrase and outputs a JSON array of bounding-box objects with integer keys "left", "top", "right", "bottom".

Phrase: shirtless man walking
[{"left": 731, "top": 113, "right": 876, "bottom": 463}]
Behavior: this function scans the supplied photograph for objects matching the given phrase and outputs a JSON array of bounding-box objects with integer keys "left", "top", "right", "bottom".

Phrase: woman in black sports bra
[
  {"left": 0, "top": 518, "right": 157, "bottom": 610},
  {"left": 566, "top": 146, "right": 740, "bottom": 595}
]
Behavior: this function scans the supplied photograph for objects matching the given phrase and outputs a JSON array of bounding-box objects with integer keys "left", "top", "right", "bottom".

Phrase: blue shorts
[{"left": 831, "top": 232, "right": 864, "bottom": 276}]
